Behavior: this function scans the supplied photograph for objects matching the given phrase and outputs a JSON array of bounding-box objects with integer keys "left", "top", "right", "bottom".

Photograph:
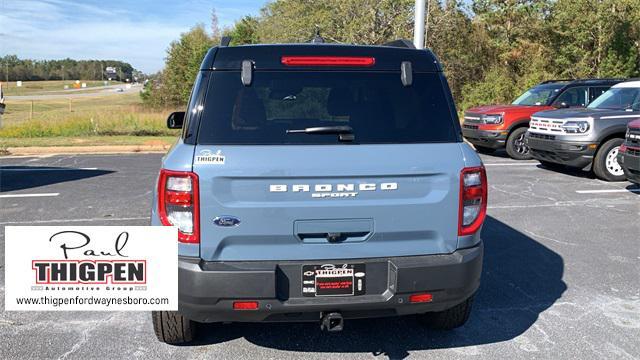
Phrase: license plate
[{"left": 302, "top": 264, "right": 366, "bottom": 297}]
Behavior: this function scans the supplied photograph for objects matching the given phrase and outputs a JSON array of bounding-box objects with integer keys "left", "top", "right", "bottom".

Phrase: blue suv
[{"left": 151, "top": 40, "right": 487, "bottom": 344}]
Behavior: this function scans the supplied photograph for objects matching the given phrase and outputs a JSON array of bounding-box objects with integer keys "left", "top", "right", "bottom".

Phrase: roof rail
[
  {"left": 540, "top": 79, "right": 574, "bottom": 84},
  {"left": 308, "top": 27, "right": 325, "bottom": 44},
  {"left": 542, "top": 78, "right": 628, "bottom": 85},
  {"left": 572, "top": 77, "right": 627, "bottom": 82},
  {"left": 220, "top": 36, "right": 231, "bottom": 47},
  {"left": 383, "top": 39, "right": 416, "bottom": 49}
]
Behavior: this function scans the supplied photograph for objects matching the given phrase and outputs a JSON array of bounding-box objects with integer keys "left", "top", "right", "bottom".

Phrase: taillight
[
  {"left": 281, "top": 56, "right": 375, "bottom": 67},
  {"left": 157, "top": 169, "right": 199, "bottom": 244},
  {"left": 459, "top": 166, "right": 488, "bottom": 236}
]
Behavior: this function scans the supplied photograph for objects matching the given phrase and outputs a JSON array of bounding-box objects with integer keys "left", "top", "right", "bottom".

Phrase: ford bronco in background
[
  {"left": 526, "top": 81, "right": 640, "bottom": 181},
  {"left": 463, "top": 79, "right": 623, "bottom": 160},
  {"left": 618, "top": 119, "right": 640, "bottom": 184},
  {"left": 150, "top": 40, "right": 487, "bottom": 344}
]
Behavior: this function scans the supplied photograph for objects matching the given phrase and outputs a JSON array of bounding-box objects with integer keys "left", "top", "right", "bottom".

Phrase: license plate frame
[{"left": 302, "top": 263, "right": 366, "bottom": 297}]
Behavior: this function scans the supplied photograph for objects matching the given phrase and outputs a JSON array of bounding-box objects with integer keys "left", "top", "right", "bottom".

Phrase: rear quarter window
[{"left": 196, "top": 71, "right": 459, "bottom": 145}]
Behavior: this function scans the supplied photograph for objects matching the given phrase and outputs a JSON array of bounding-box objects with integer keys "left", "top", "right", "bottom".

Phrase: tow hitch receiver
[{"left": 320, "top": 312, "right": 344, "bottom": 332}]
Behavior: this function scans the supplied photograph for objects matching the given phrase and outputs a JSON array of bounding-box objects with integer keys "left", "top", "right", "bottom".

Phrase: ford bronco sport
[
  {"left": 151, "top": 40, "right": 487, "bottom": 344},
  {"left": 618, "top": 119, "right": 640, "bottom": 184},
  {"left": 526, "top": 81, "right": 640, "bottom": 181},
  {"left": 463, "top": 79, "right": 622, "bottom": 160}
]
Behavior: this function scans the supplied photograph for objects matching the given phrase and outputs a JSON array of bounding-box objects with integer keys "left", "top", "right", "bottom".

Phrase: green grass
[
  {"left": 3, "top": 92, "right": 154, "bottom": 123},
  {"left": 0, "top": 91, "right": 180, "bottom": 144},
  {"left": 0, "top": 136, "right": 176, "bottom": 148},
  {"left": 2, "top": 80, "right": 122, "bottom": 96}
]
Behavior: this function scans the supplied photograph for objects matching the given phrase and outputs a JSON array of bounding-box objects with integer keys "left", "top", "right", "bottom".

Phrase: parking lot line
[
  {"left": 576, "top": 189, "right": 640, "bottom": 194},
  {"left": 0, "top": 167, "right": 98, "bottom": 171},
  {"left": 484, "top": 163, "right": 539, "bottom": 167},
  {"left": 0, "top": 216, "right": 150, "bottom": 225},
  {"left": 0, "top": 193, "right": 60, "bottom": 198}
]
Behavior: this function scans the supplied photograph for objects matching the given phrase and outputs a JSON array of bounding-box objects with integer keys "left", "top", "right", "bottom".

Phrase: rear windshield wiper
[{"left": 286, "top": 126, "right": 355, "bottom": 142}]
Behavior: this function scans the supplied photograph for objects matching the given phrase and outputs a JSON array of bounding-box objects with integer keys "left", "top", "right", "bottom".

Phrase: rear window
[{"left": 196, "top": 71, "right": 458, "bottom": 145}]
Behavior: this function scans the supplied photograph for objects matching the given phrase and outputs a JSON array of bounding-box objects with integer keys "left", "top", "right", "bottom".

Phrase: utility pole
[
  {"left": 4, "top": 62, "right": 8, "bottom": 83},
  {"left": 62, "top": 65, "right": 65, "bottom": 82},
  {"left": 413, "top": 0, "right": 426, "bottom": 49},
  {"left": 425, "top": 0, "right": 430, "bottom": 47}
]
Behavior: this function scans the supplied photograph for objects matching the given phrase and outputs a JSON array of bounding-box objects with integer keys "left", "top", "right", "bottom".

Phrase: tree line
[
  {"left": 0, "top": 55, "right": 135, "bottom": 82},
  {"left": 143, "top": 0, "right": 640, "bottom": 110}
]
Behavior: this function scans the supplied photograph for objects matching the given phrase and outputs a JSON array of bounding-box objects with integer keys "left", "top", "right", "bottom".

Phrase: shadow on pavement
[
  {"left": 625, "top": 183, "right": 640, "bottom": 194},
  {"left": 535, "top": 163, "right": 596, "bottom": 179},
  {"left": 0, "top": 166, "right": 114, "bottom": 192},
  {"left": 190, "top": 216, "right": 566, "bottom": 358},
  {"left": 477, "top": 149, "right": 510, "bottom": 159}
]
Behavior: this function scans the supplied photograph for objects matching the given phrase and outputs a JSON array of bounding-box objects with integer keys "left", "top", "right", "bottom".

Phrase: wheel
[
  {"left": 593, "top": 138, "right": 626, "bottom": 182},
  {"left": 419, "top": 294, "right": 474, "bottom": 330},
  {"left": 505, "top": 127, "right": 533, "bottom": 160},
  {"left": 152, "top": 311, "right": 196, "bottom": 344},
  {"left": 474, "top": 146, "right": 496, "bottom": 154}
]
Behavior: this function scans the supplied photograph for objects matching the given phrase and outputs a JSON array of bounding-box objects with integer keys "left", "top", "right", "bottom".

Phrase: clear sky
[{"left": 0, "top": 0, "right": 266, "bottom": 73}]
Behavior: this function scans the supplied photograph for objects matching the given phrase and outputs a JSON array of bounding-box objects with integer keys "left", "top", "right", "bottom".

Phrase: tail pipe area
[{"left": 320, "top": 312, "right": 344, "bottom": 332}]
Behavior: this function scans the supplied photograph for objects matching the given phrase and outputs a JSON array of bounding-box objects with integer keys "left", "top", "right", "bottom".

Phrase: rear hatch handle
[{"left": 294, "top": 219, "right": 373, "bottom": 243}]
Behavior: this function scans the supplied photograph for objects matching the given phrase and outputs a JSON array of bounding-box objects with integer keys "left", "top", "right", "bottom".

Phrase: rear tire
[
  {"left": 152, "top": 311, "right": 196, "bottom": 344},
  {"left": 505, "top": 127, "right": 532, "bottom": 160},
  {"left": 474, "top": 146, "right": 496, "bottom": 154},
  {"left": 419, "top": 294, "right": 474, "bottom": 330},
  {"left": 593, "top": 138, "right": 626, "bottom": 182}
]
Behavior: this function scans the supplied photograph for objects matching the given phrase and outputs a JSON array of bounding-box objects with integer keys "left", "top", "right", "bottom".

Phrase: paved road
[{"left": 0, "top": 152, "right": 638, "bottom": 359}]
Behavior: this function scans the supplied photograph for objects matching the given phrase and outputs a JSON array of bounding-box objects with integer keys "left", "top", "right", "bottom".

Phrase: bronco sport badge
[{"left": 269, "top": 182, "right": 398, "bottom": 198}]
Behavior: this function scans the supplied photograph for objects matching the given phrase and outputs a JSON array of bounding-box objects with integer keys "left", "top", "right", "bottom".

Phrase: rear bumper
[
  {"left": 178, "top": 244, "right": 483, "bottom": 323},
  {"left": 618, "top": 149, "right": 640, "bottom": 184},
  {"left": 462, "top": 126, "right": 507, "bottom": 149},
  {"left": 526, "top": 134, "right": 596, "bottom": 169}
]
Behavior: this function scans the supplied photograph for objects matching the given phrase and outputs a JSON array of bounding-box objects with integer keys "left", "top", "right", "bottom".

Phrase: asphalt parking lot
[{"left": 0, "top": 151, "right": 638, "bottom": 359}]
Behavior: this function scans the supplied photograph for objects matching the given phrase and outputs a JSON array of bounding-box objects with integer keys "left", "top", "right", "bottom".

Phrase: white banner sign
[{"left": 4, "top": 226, "right": 178, "bottom": 311}]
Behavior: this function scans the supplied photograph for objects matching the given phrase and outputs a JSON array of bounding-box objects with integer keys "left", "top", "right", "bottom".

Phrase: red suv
[{"left": 462, "top": 79, "right": 623, "bottom": 159}]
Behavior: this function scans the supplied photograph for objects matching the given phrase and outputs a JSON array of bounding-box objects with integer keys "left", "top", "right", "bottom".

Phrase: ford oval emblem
[{"left": 213, "top": 216, "right": 240, "bottom": 227}]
